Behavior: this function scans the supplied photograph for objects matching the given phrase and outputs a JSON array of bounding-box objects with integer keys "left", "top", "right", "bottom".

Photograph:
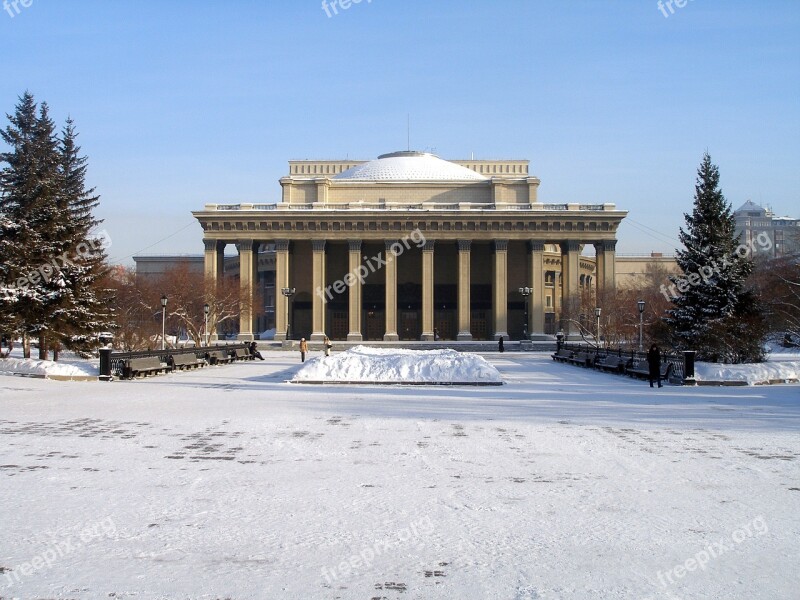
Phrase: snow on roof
[{"left": 333, "top": 151, "right": 488, "bottom": 182}]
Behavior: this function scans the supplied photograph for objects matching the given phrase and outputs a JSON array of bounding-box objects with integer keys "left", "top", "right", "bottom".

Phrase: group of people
[{"left": 297, "top": 336, "right": 333, "bottom": 363}]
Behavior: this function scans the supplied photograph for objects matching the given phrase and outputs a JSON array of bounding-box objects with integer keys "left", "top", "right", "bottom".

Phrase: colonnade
[{"left": 204, "top": 237, "right": 617, "bottom": 342}]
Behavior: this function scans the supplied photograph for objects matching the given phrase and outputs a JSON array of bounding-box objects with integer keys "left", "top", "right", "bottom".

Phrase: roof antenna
[{"left": 407, "top": 114, "right": 410, "bottom": 151}]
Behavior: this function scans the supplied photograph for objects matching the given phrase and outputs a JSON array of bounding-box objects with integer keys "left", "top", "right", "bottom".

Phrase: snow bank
[
  {"left": 259, "top": 328, "right": 276, "bottom": 340},
  {"left": 292, "top": 345, "right": 503, "bottom": 385},
  {"left": 695, "top": 360, "right": 800, "bottom": 385},
  {"left": 0, "top": 357, "right": 97, "bottom": 380}
]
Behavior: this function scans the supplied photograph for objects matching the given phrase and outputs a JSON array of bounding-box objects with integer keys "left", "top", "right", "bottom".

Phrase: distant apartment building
[
  {"left": 133, "top": 250, "right": 277, "bottom": 334},
  {"left": 734, "top": 200, "right": 800, "bottom": 258}
]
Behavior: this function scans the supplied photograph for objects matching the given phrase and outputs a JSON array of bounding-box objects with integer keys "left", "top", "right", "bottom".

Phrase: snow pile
[
  {"left": 695, "top": 360, "right": 800, "bottom": 385},
  {"left": 292, "top": 345, "right": 502, "bottom": 384},
  {"left": 259, "top": 328, "right": 276, "bottom": 340},
  {"left": 0, "top": 357, "right": 97, "bottom": 379}
]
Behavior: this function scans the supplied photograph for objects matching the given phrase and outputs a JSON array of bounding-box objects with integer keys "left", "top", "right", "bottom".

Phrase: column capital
[
  {"left": 494, "top": 239, "right": 509, "bottom": 252},
  {"left": 203, "top": 239, "right": 218, "bottom": 252},
  {"left": 561, "top": 240, "right": 581, "bottom": 253},
  {"left": 528, "top": 240, "right": 545, "bottom": 252},
  {"left": 236, "top": 239, "right": 254, "bottom": 253},
  {"left": 598, "top": 239, "right": 617, "bottom": 252},
  {"left": 348, "top": 239, "right": 362, "bottom": 252},
  {"left": 422, "top": 240, "right": 435, "bottom": 252},
  {"left": 312, "top": 239, "right": 326, "bottom": 252},
  {"left": 457, "top": 239, "right": 472, "bottom": 252},
  {"left": 275, "top": 239, "right": 290, "bottom": 252}
]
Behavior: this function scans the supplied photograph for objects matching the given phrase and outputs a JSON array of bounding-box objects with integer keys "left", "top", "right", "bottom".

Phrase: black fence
[
  {"left": 558, "top": 342, "right": 686, "bottom": 381},
  {"left": 109, "top": 343, "right": 250, "bottom": 378}
]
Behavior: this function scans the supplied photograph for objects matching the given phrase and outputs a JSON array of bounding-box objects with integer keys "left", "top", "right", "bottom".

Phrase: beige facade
[
  {"left": 193, "top": 151, "right": 627, "bottom": 342},
  {"left": 615, "top": 253, "right": 680, "bottom": 289}
]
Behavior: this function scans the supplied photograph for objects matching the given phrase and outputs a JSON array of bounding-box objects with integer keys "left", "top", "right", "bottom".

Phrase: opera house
[{"left": 192, "top": 151, "right": 627, "bottom": 342}]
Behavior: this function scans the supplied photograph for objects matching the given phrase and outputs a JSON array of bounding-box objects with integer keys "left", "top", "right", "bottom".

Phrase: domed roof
[{"left": 334, "top": 151, "right": 488, "bottom": 182}]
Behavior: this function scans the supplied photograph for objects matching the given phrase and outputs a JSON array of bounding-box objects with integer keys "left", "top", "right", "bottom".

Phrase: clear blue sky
[{"left": 1, "top": 0, "right": 798, "bottom": 264}]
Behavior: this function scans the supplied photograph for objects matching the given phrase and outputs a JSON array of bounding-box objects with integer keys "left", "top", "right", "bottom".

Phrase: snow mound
[
  {"left": 0, "top": 357, "right": 98, "bottom": 380},
  {"left": 695, "top": 360, "right": 800, "bottom": 385},
  {"left": 292, "top": 346, "right": 503, "bottom": 385}
]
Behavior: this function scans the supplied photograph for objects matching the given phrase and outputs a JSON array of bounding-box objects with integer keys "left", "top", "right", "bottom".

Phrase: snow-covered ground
[
  {"left": 0, "top": 354, "right": 97, "bottom": 379},
  {"left": 292, "top": 346, "right": 503, "bottom": 385},
  {"left": 695, "top": 360, "right": 800, "bottom": 384},
  {"left": 0, "top": 352, "right": 798, "bottom": 599}
]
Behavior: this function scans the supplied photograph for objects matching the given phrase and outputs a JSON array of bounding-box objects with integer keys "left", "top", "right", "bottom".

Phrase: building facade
[
  {"left": 734, "top": 200, "right": 800, "bottom": 258},
  {"left": 192, "top": 151, "right": 627, "bottom": 342}
]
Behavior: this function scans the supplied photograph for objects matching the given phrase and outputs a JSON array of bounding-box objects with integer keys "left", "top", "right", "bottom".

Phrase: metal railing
[
  {"left": 558, "top": 342, "right": 686, "bottom": 381},
  {"left": 109, "top": 343, "right": 249, "bottom": 378}
]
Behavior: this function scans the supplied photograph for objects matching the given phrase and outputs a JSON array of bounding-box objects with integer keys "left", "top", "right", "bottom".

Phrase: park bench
[
  {"left": 569, "top": 351, "right": 594, "bottom": 367},
  {"left": 551, "top": 348, "right": 573, "bottom": 362},
  {"left": 232, "top": 347, "right": 254, "bottom": 361},
  {"left": 170, "top": 353, "right": 205, "bottom": 371},
  {"left": 125, "top": 356, "right": 167, "bottom": 378},
  {"left": 206, "top": 349, "right": 234, "bottom": 365},
  {"left": 628, "top": 360, "right": 672, "bottom": 381},
  {"left": 595, "top": 355, "right": 627, "bottom": 374}
]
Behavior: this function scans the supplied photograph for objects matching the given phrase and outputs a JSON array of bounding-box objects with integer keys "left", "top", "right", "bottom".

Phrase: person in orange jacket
[{"left": 299, "top": 338, "right": 308, "bottom": 363}]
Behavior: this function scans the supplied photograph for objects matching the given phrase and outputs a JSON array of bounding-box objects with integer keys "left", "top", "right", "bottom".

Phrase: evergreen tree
[
  {"left": 665, "top": 153, "right": 766, "bottom": 363},
  {"left": 0, "top": 92, "right": 65, "bottom": 358},
  {"left": 0, "top": 93, "right": 112, "bottom": 358},
  {"left": 52, "top": 118, "right": 115, "bottom": 354}
]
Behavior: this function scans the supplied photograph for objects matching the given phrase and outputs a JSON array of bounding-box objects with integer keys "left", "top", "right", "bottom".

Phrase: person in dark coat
[
  {"left": 498, "top": 336, "right": 504, "bottom": 353},
  {"left": 646, "top": 344, "right": 662, "bottom": 388},
  {"left": 249, "top": 341, "right": 264, "bottom": 361}
]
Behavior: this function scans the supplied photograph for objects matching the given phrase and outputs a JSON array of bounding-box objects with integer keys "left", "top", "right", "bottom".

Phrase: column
[
  {"left": 529, "top": 241, "right": 546, "bottom": 339},
  {"left": 560, "top": 240, "right": 581, "bottom": 336},
  {"left": 274, "top": 240, "right": 290, "bottom": 341},
  {"left": 602, "top": 239, "right": 616, "bottom": 292},
  {"left": 237, "top": 239, "right": 256, "bottom": 341},
  {"left": 492, "top": 239, "right": 509, "bottom": 340},
  {"left": 594, "top": 241, "right": 606, "bottom": 300},
  {"left": 203, "top": 239, "right": 225, "bottom": 340},
  {"left": 383, "top": 240, "right": 399, "bottom": 341},
  {"left": 457, "top": 239, "right": 472, "bottom": 341},
  {"left": 311, "top": 239, "right": 326, "bottom": 341},
  {"left": 347, "top": 240, "right": 363, "bottom": 341},
  {"left": 420, "top": 240, "right": 435, "bottom": 340}
]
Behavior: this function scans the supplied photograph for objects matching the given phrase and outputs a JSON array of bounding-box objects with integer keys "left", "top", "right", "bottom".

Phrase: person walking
[
  {"left": 498, "top": 336, "right": 504, "bottom": 353},
  {"left": 249, "top": 341, "right": 264, "bottom": 361},
  {"left": 323, "top": 335, "right": 332, "bottom": 357},
  {"left": 647, "top": 344, "right": 662, "bottom": 388},
  {"left": 299, "top": 338, "right": 308, "bottom": 363},
  {"left": 433, "top": 328, "right": 440, "bottom": 341}
]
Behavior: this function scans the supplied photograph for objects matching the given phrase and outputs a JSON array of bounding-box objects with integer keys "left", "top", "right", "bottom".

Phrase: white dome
[{"left": 334, "top": 151, "right": 488, "bottom": 182}]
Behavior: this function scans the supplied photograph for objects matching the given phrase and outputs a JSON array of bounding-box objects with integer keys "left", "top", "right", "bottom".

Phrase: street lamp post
[
  {"left": 203, "top": 303, "right": 210, "bottom": 347},
  {"left": 281, "top": 287, "right": 296, "bottom": 340},
  {"left": 518, "top": 286, "right": 531, "bottom": 339},
  {"left": 637, "top": 299, "right": 646, "bottom": 351},
  {"left": 594, "top": 306, "right": 602, "bottom": 348},
  {"left": 160, "top": 294, "right": 168, "bottom": 351}
]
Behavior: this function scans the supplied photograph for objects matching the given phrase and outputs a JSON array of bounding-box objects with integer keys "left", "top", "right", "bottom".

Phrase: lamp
[
  {"left": 281, "top": 287, "right": 296, "bottom": 340},
  {"left": 160, "top": 294, "right": 168, "bottom": 351},
  {"left": 637, "top": 299, "right": 646, "bottom": 351},
  {"left": 203, "top": 302, "right": 210, "bottom": 347}
]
